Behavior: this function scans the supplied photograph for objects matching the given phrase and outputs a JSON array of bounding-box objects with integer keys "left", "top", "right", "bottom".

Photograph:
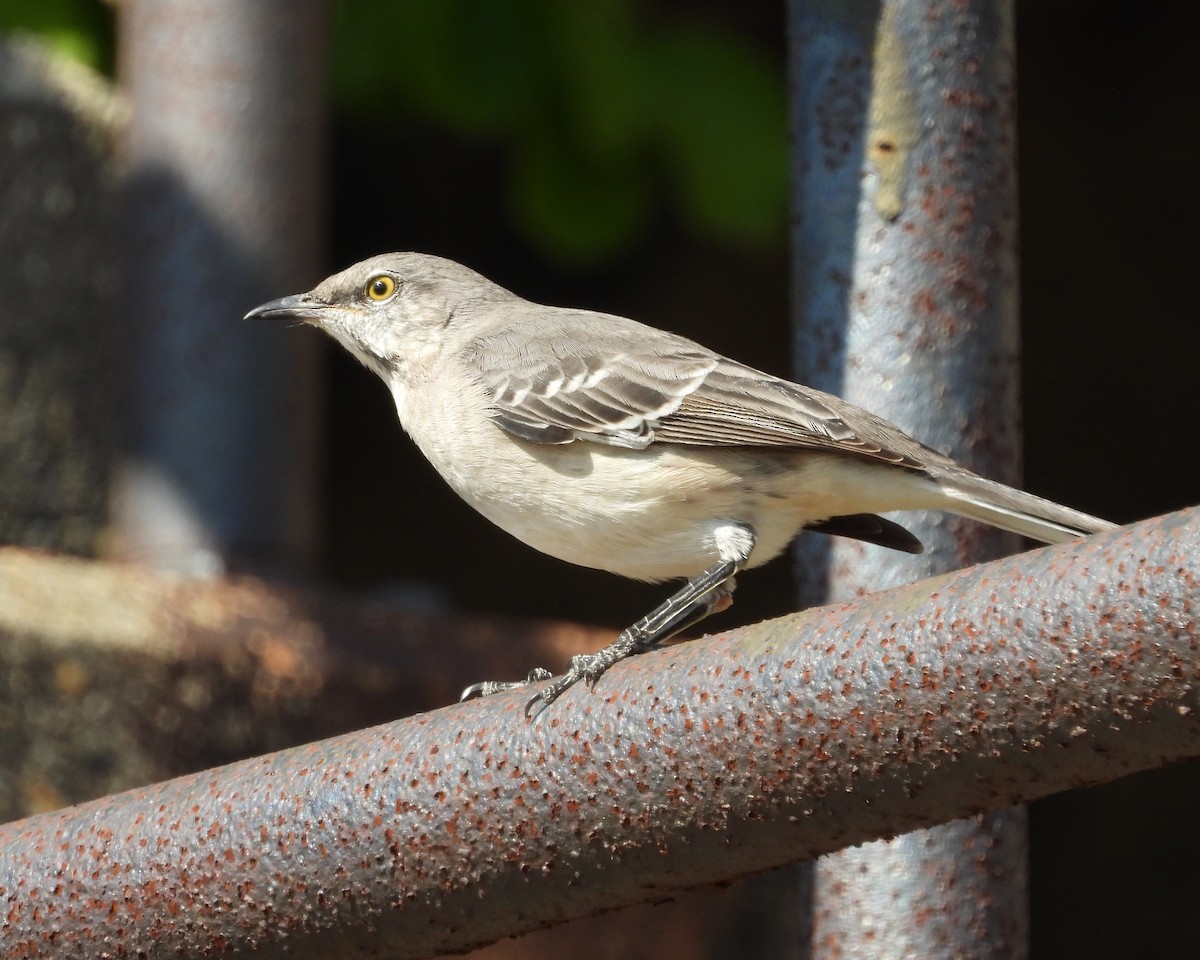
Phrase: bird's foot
[
  {"left": 522, "top": 630, "right": 644, "bottom": 716},
  {"left": 459, "top": 667, "right": 554, "bottom": 702},
  {"left": 465, "top": 559, "right": 743, "bottom": 716}
]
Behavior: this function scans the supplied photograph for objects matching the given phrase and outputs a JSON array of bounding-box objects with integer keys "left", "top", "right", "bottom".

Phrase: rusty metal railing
[{"left": 1, "top": 508, "right": 1196, "bottom": 959}]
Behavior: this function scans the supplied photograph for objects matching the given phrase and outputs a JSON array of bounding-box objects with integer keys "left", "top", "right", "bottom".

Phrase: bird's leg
[
  {"left": 462, "top": 523, "right": 755, "bottom": 713},
  {"left": 457, "top": 561, "right": 739, "bottom": 706},
  {"left": 523, "top": 556, "right": 742, "bottom": 715}
]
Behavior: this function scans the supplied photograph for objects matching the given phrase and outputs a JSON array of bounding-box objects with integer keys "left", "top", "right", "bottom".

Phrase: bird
[{"left": 246, "top": 252, "right": 1116, "bottom": 713}]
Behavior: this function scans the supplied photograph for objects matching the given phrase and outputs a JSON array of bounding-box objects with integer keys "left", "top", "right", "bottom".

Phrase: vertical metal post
[
  {"left": 789, "top": 0, "right": 1027, "bottom": 956},
  {"left": 113, "top": 0, "right": 327, "bottom": 575}
]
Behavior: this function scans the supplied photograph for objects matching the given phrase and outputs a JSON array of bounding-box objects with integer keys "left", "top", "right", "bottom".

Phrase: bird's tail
[{"left": 936, "top": 474, "right": 1116, "bottom": 544}]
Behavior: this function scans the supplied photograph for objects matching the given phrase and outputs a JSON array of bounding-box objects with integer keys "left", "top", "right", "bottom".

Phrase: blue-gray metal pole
[
  {"left": 113, "top": 0, "right": 327, "bottom": 575},
  {"left": 789, "top": 0, "right": 1026, "bottom": 955}
]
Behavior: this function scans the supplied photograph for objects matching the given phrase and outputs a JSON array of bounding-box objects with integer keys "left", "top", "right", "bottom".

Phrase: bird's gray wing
[
  {"left": 471, "top": 332, "right": 719, "bottom": 449},
  {"left": 653, "top": 360, "right": 928, "bottom": 468},
  {"left": 470, "top": 326, "right": 926, "bottom": 469}
]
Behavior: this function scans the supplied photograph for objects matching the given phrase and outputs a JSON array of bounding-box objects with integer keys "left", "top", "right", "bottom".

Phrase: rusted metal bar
[
  {"left": 789, "top": 0, "right": 1028, "bottom": 953},
  {"left": 112, "top": 0, "right": 326, "bottom": 576},
  {"left": 1, "top": 509, "right": 1196, "bottom": 959}
]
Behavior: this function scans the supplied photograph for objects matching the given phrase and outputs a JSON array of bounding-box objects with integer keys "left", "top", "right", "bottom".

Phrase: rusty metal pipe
[{"left": 1, "top": 509, "right": 1196, "bottom": 959}]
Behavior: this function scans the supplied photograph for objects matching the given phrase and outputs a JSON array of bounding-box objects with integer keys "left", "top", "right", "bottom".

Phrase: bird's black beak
[{"left": 243, "top": 292, "right": 326, "bottom": 323}]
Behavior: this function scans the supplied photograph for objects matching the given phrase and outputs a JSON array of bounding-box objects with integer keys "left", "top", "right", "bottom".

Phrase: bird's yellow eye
[{"left": 365, "top": 275, "right": 397, "bottom": 301}]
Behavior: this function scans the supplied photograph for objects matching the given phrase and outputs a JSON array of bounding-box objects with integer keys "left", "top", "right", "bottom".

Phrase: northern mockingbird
[{"left": 247, "top": 252, "right": 1116, "bottom": 712}]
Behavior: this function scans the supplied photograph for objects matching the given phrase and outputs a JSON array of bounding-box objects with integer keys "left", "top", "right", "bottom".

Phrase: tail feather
[{"left": 937, "top": 475, "right": 1116, "bottom": 544}]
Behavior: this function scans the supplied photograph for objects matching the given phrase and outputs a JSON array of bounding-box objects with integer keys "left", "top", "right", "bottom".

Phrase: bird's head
[{"left": 245, "top": 252, "right": 509, "bottom": 382}]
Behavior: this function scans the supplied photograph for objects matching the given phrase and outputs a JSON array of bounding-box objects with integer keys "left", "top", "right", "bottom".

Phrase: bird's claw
[
  {"left": 522, "top": 672, "right": 575, "bottom": 717},
  {"left": 459, "top": 667, "right": 553, "bottom": 702},
  {"left": 465, "top": 646, "right": 629, "bottom": 716},
  {"left": 522, "top": 652, "right": 616, "bottom": 717}
]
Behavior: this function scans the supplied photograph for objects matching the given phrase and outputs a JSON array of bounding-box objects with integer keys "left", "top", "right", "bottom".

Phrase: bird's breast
[{"left": 388, "top": 374, "right": 940, "bottom": 582}]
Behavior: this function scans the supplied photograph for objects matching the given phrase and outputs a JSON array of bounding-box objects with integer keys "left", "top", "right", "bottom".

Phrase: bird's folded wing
[
  {"left": 654, "top": 363, "right": 922, "bottom": 467},
  {"left": 476, "top": 342, "right": 716, "bottom": 449},
  {"left": 472, "top": 334, "right": 924, "bottom": 469}
]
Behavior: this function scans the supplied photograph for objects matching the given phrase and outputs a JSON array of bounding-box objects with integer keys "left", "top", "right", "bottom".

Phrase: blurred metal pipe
[
  {"left": 789, "top": 0, "right": 1026, "bottom": 955},
  {"left": 0, "top": 509, "right": 1195, "bottom": 959},
  {"left": 113, "top": 0, "right": 327, "bottom": 575}
]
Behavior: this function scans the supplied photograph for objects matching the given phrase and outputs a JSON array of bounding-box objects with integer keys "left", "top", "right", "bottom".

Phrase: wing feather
[
  {"left": 469, "top": 320, "right": 929, "bottom": 469},
  {"left": 475, "top": 331, "right": 716, "bottom": 448},
  {"left": 654, "top": 364, "right": 925, "bottom": 467}
]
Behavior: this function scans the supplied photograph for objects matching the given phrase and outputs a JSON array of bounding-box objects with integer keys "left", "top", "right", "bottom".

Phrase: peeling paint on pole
[{"left": 791, "top": 0, "right": 1021, "bottom": 602}]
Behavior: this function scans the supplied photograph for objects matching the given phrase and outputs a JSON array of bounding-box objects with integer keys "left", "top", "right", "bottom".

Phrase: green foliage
[
  {"left": 649, "top": 27, "right": 788, "bottom": 243},
  {"left": 0, "top": 0, "right": 113, "bottom": 72},
  {"left": 7, "top": 0, "right": 788, "bottom": 264},
  {"left": 333, "top": 0, "right": 787, "bottom": 262}
]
